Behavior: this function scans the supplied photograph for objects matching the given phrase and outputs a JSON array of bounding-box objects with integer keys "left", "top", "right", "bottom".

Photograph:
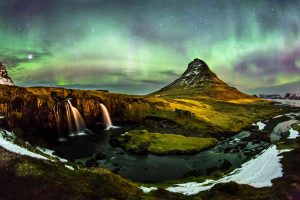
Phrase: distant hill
[
  {"left": 0, "top": 62, "right": 14, "bottom": 86},
  {"left": 151, "top": 58, "right": 255, "bottom": 101},
  {"left": 246, "top": 81, "right": 300, "bottom": 95}
]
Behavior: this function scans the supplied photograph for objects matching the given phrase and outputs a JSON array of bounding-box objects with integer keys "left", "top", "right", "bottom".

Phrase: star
[{"left": 27, "top": 54, "right": 33, "bottom": 60}]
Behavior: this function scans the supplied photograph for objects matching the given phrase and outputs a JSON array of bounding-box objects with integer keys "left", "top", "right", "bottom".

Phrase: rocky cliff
[
  {"left": 0, "top": 62, "right": 14, "bottom": 85},
  {"left": 0, "top": 85, "right": 150, "bottom": 139}
]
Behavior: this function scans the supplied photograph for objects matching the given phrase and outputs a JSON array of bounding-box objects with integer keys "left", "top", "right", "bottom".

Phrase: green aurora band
[{"left": 0, "top": 0, "right": 300, "bottom": 94}]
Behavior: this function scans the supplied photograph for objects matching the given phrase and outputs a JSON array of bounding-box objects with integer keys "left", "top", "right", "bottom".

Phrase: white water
[
  {"left": 100, "top": 103, "right": 117, "bottom": 130},
  {"left": 66, "top": 100, "right": 87, "bottom": 136}
]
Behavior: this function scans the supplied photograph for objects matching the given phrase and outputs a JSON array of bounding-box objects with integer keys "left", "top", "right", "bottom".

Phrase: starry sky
[{"left": 0, "top": 0, "right": 300, "bottom": 94}]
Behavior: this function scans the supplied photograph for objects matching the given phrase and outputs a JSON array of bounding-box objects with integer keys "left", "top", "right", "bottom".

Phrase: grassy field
[
  {"left": 114, "top": 129, "right": 218, "bottom": 155},
  {"left": 125, "top": 96, "right": 288, "bottom": 137}
]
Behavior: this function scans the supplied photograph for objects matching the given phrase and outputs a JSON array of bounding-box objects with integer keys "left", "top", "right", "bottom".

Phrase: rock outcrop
[{"left": 0, "top": 62, "right": 14, "bottom": 86}]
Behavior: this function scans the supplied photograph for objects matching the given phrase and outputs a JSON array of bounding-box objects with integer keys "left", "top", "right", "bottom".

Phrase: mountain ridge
[{"left": 246, "top": 81, "right": 300, "bottom": 95}]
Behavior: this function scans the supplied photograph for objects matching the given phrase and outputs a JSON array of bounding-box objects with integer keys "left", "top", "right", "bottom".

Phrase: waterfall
[
  {"left": 66, "top": 99, "right": 87, "bottom": 136},
  {"left": 99, "top": 103, "right": 117, "bottom": 130},
  {"left": 53, "top": 103, "right": 67, "bottom": 142}
]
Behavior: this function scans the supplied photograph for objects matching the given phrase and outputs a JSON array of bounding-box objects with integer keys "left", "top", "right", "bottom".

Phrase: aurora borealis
[{"left": 0, "top": 0, "right": 300, "bottom": 94}]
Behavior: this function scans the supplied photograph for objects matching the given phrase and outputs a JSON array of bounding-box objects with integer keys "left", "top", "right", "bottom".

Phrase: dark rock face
[
  {"left": 95, "top": 152, "right": 106, "bottom": 160},
  {"left": 0, "top": 62, "right": 14, "bottom": 85}
]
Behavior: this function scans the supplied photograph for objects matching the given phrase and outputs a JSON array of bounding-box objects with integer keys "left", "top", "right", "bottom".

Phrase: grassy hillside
[{"left": 0, "top": 146, "right": 141, "bottom": 200}]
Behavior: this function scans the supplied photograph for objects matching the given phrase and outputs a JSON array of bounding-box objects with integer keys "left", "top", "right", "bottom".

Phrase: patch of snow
[
  {"left": 139, "top": 186, "right": 157, "bottom": 193},
  {"left": 273, "top": 120, "right": 298, "bottom": 134},
  {"left": 58, "top": 137, "right": 67, "bottom": 142},
  {"left": 65, "top": 165, "right": 75, "bottom": 170},
  {"left": 36, "top": 147, "right": 68, "bottom": 162},
  {"left": 166, "top": 145, "right": 287, "bottom": 195},
  {"left": 0, "top": 130, "right": 48, "bottom": 160},
  {"left": 0, "top": 129, "right": 71, "bottom": 167},
  {"left": 252, "top": 121, "right": 266, "bottom": 130},
  {"left": 287, "top": 128, "right": 299, "bottom": 139},
  {"left": 273, "top": 115, "right": 283, "bottom": 119},
  {"left": 0, "top": 77, "right": 14, "bottom": 85}
]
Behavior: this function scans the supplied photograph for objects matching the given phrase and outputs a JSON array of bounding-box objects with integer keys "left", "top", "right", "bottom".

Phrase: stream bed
[{"left": 47, "top": 112, "right": 300, "bottom": 183}]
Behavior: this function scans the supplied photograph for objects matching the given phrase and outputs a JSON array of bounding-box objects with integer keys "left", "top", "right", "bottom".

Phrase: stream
[{"left": 47, "top": 112, "right": 299, "bottom": 183}]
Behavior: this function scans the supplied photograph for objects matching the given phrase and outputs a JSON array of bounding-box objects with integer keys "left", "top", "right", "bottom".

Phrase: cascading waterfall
[
  {"left": 66, "top": 99, "right": 87, "bottom": 136},
  {"left": 53, "top": 103, "right": 67, "bottom": 142},
  {"left": 99, "top": 103, "right": 117, "bottom": 130}
]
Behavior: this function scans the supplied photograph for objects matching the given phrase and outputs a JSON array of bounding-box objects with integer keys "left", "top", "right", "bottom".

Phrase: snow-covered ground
[
  {"left": 139, "top": 186, "right": 158, "bottom": 193},
  {"left": 272, "top": 99, "right": 300, "bottom": 107},
  {"left": 0, "top": 129, "right": 74, "bottom": 170},
  {"left": 253, "top": 121, "right": 266, "bottom": 130},
  {"left": 287, "top": 128, "right": 299, "bottom": 139},
  {"left": 141, "top": 145, "right": 289, "bottom": 195},
  {"left": 36, "top": 147, "right": 68, "bottom": 163},
  {"left": 273, "top": 115, "right": 284, "bottom": 119},
  {"left": 0, "top": 129, "right": 48, "bottom": 160}
]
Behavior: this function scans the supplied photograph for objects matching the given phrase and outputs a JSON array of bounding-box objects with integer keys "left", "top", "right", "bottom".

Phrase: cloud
[
  {"left": 235, "top": 46, "right": 300, "bottom": 78},
  {"left": 160, "top": 69, "right": 180, "bottom": 77},
  {"left": 0, "top": 49, "right": 51, "bottom": 68},
  {"left": 139, "top": 79, "right": 167, "bottom": 85}
]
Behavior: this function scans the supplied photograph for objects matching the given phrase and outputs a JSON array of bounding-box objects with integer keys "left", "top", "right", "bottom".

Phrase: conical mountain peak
[
  {"left": 157, "top": 58, "right": 226, "bottom": 93},
  {"left": 151, "top": 58, "right": 253, "bottom": 100},
  {"left": 186, "top": 58, "right": 209, "bottom": 71}
]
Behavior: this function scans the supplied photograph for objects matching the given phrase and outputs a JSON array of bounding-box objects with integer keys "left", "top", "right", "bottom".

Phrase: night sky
[{"left": 0, "top": 0, "right": 300, "bottom": 94}]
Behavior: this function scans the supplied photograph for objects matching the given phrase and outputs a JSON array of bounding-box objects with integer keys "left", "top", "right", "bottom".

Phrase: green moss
[
  {"left": 292, "top": 123, "right": 300, "bottom": 132},
  {"left": 115, "top": 130, "right": 218, "bottom": 155},
  {"left": 15, "top": 161, "right": 44, "bottom": 177}
]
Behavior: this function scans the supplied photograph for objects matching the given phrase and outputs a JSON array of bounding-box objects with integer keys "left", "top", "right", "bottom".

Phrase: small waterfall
[
  {"left": 66, "top": 99, "right": 86, "bottom": 136},
  {"left": 53, "top": 103, "right": 67, "bottom": 142},
  {"left": 99, "top": 103, "right": 116, "bottom": 130}
]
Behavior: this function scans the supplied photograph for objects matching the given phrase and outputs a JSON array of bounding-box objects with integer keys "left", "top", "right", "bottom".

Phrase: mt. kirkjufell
[
  {"left": 153, "top": 58, "right": 254, "bottom": 100},
  {"left": 0, "top": 62, "right": 14, "bottom": 86}
]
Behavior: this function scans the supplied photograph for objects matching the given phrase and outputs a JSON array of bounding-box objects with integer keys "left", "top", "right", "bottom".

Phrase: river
[{"left": 47, "top": 112, "right": 300, "bottom": 183}]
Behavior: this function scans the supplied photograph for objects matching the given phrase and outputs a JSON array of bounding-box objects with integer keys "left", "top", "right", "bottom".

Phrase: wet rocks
[
  {"left": 95, "top": 152, "right": 107, "bottom": 160},
  {"left": 246, "top": 129, "right": 271, "bottom": 143},
  {"left": 85, "top": 158, "right": 99, "bottom": 167}
]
